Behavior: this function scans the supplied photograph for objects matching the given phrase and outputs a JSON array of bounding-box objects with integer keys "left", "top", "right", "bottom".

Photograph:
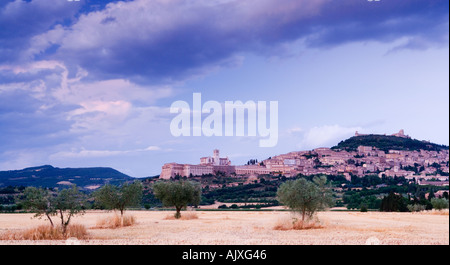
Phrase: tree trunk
[
  {"left": 59, "top": 209, "right": 67, "bottom": 235},
  {"left": 175, "top": 206, "right": 181, "bottom": 219},
  {"left": 65, "top": 214, "right": 72, "bottom": 235},
  {"left": 46, "top": 213, "right": 54, "bottom": 227},
  {"left": 300, "top": 204, "right": 307, "bottom": 222}
]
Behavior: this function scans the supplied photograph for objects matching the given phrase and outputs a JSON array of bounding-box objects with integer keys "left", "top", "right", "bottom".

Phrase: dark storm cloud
[
  {"left": 0, "top": 0, "right": 81, "bottom": 62},
  {"left": 1, "top": 0, "right": 448, "bottom": 82},
  {"left": 37, "top": 0, "right": 447, "bottom": 83}
]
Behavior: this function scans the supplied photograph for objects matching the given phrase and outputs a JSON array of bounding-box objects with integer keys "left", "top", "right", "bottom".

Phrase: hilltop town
[{"left": 160, "top": 130, "right": 449, "bottom": 187}]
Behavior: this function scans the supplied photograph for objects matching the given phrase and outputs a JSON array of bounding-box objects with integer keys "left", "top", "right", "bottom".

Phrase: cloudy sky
[{"left": 0, "top": 0, "right": 448, "bottom": 177}]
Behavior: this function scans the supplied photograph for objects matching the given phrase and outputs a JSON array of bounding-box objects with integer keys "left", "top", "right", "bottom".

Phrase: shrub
[
  {"left": 360, "top": 204, "right": 368, "bottom": 212},
  {"left": 407, "top": 204, "right": 426, "bottom": 212}
]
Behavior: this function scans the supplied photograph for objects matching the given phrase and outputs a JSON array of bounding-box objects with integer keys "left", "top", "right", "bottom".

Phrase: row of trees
[
  {"left": 343, "top": 184, "right": 449, "bottom": 211},
  {"left": 20, "top": 176, "right": 337, "bottom": 234},
  {"left": 379, "top": 191, "right": 449, "bottom": 212},
  {"left": 19, "top": 175, "right": 449, "bottom": 235},
  {"left": 21, "top": 181, "right": 144, "bottom": 235},
  {"left": 20, "top": 180, "right": 203, "bottom": 234}
]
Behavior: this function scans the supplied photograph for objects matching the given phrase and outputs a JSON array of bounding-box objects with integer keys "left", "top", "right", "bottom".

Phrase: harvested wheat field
[{"left": 0, "top": 210, "right": 448, "bottom": 245}]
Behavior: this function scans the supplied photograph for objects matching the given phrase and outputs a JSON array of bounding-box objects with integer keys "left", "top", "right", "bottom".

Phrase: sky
[{"left": 0, "top": 0, "right": 448, "bottom": 177}]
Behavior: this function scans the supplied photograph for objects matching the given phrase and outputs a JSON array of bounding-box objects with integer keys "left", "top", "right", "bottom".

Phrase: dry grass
[
  {"left": 273, "top": 215, "right": 324, "bottom": 230},
  {"left": 408, "top": 209, "right": 449, "bottom": 216},
  {"left": 95, "top": 213, "right": 136, "bottom": 229},
  {"left": 164, "top": 211, "right": 199, "bottom": 220},
  {"left": 422, "top": 209, "right": 449, "bottom": 216},
  {"left": 0, "top": 224, "right": 88, "bottom": 240},
  {"left": 0, "top": 210, "right": 448, "bottom": 244}
]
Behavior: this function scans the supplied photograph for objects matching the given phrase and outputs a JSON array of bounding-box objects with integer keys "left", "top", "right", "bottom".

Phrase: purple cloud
[
  {"left": 0, "top": 0, "right": 448, "bottom": 175},
  {"left": 44, "top": 0, "right": 450, "bottom": 82},
  {"left": 0, "top": 0, "right": 81, "bottom": 62}
]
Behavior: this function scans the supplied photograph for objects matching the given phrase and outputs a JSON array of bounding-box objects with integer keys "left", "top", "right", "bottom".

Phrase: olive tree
[
  {"left": 53, "top": 186, "right": 87, "bottom": 234},
  {"left": 431, "top": 198, "right": 449, "bottom": 210},
  {"left": 277, "top": 176, "right": 334, "bottom": 222},
  {"left": 94, "top": 181, "right": 143, "bottom": 225},
  {"left": 22, "top": 187, "right": 56, "bottom": 227},
  {"left": 153, "top": 180, "right": 201, "bottom": 219},
  {"left": 21, "top": 185, "right": 86, "bottom": 235}
]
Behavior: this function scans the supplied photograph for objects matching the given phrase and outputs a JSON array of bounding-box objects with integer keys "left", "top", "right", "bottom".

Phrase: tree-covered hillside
[
  {"left": 0, "top": 165, "right": 133, "bottom": 189},
  {"left": 332, "top": 135, "right": 448, "bottom": 152}
]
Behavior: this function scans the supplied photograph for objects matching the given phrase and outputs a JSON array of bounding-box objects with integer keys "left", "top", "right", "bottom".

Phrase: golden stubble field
[{"left": 0, "top": 210, "right": 448, "bottom": 245}]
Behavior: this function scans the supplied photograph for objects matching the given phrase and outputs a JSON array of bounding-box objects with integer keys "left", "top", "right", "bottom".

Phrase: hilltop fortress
[
  {"left": 355, "top": 129, "right": 411, "bottom": 139},
  {"left": 160, "top": 130, "right": 449, "bottom": 185}
]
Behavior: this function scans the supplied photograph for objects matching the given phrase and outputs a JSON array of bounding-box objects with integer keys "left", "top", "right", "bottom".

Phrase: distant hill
[
  {"left": 0, "top": 165, "right": 133, "bottom": 189},
  {"left": 332, "top": 134, "right": 448, "bottom": 152}
]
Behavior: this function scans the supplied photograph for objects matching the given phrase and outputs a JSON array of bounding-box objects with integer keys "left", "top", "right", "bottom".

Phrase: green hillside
[
  {"left": 332, "top": 135, "right": 448, "bottom": 152},
  {"left": 0, "top": 165, "right": 133, "bottom": 189}
]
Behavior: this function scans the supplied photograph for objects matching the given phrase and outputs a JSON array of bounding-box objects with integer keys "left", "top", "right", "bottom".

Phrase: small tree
[
  {"left": 276, "top": 176, "right": 334, "bottom": 222},
  {"left": 21, "top": 185, "right": 86, "bottom": 235},
  {"left": 153, "top": 180, "right": 201, "bottom": 219},
  {"left": 94, "top": 181, "right": 143, "bottom": 225},
  {"left": 53, "top": 186, "right": 87, "bottom": 235}
]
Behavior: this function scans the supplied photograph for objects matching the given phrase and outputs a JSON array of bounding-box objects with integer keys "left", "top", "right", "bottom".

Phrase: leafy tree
[
  {"left": 276, "top": 176, "right": 334, "bottom": 222},
  {"left": 21, "top": 185, "right": 86, "bottom": 235},
  {"left": 431, "top": 198, "right": 449, "bottom": 210},
  {"left": 380, "top": 191, "right": 408, "bottom": 212},
  {"left": 428, "top": 189, "right": 435, "bottom": 201},
  {"left": 344, "top": 191, "right": 362, "bottom": 210},
  {"left": 94, "top": 181, "right": 143, "bottom": 225},
  {"left": 153, "top": 180, "right": 201, "bottom": 219},
  {"left": 53, "top": 186, "right": 87, "bottom": 234}
]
